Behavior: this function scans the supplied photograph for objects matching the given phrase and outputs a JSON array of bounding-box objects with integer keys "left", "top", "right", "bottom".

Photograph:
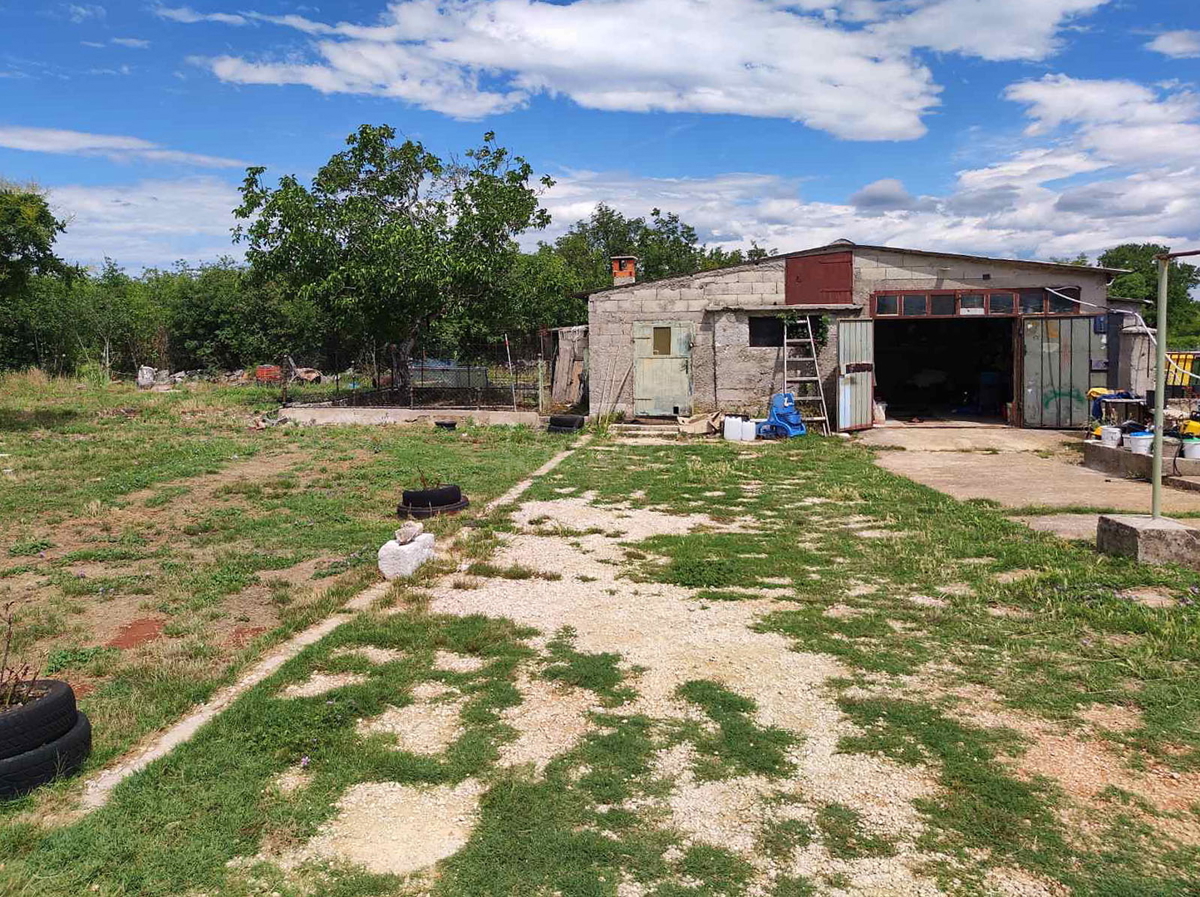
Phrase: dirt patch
[
  {"left": 297, "top": 779, "right": 484, "bottom": 876},
  {"left": 994, "top": 569, "right": 1039, "bottom": 584},
  {"left": 935, "top": 583, "right": 974, "bottom": 597},
  {"left": 434, "top": 651, "right": 487, "bottom": 673},
  {"left": 497, "top": 673, "right": 594, "bottom": 773},
  {"left": 228, "top": 626, "right": 266, "bottom": 648},
  {"left": 106, "top": 617, "right": 165, "bottom": 650},
  {"left": 906, "top": 595, "right": 948, "bottom": 609},
  {"left": 357, "top": 696, "right": 464, "bottom": 755},
  {"left": 1119, "top": 588, "right": 1178, "bottom": 609},
  {"left": 987, "top": 605, "right": 1033, "bottom": 619},
  {"left": 270, "top": 764, "right": 311, "bottom": 796},
  {"left": 824, "top": 604, "right": 866, "bottom": 620},
  {"left": 279, "top": 672, "right": 368, "bottom": 699},
  {"left": 1079, "top": 702, "right": 1143, "bottom": 732},
  {"left": 332, "top": 645, "right": 406, "bottom": 665}
]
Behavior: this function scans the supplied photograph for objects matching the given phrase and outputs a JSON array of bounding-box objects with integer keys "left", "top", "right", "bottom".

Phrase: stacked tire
[
  {"left": 0, "top": 681, "right": 91, "bottom": 799},
  {"left": 547, "top": 414, "right": 585, "bottom": 434}
]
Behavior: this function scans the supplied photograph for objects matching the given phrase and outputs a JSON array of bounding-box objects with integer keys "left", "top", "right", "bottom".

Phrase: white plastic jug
[
  {"left": 1099, "top": 426, "right": 1121, "bottom": 448},
  {"left": 723, "top": 415, "right": 743, "bottom": 441},
  {"left": 741, "top": 418, "right": 757, "bottom": 441},
  {"left": 1183, "top": 439, "right": 1200, "bottom": 460},
  {"left": 1126, "top": 432, "right": 1154, "bottom": 455}
]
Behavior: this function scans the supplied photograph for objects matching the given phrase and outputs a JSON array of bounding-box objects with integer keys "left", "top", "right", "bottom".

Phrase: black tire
[
  {"left": 434, "top": 420, "right": 457, "bottom": 430},
  {"left": 548, "top": 414, "right": 585, "bottom": 431},
  {"left": 398, "top": 498, "right": 470, "bottom": 519},
  {"left": 0, "top": 711, "right": 91, "bottom": 799},
  {"left": 0, "top": 681, "right": 77, "bottom": 761},
  {"left": 402, "top": 484, "right": 462, "bottom": 508}
]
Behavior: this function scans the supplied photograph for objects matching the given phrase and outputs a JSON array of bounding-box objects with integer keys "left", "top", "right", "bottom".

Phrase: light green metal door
[
  {"left": 1021, "top": 317, "right": 1095, "bottom": 428},
  {"left": 837, "top": 319, "right": 875, "bottom": 431},
  {"left": 634, "top": 322, "right": 694, "bottom": 417}
]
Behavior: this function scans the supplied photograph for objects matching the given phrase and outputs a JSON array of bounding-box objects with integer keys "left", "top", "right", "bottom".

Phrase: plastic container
[
  {"left": 1183, "top": 438, "right": 1200, "bottom": 460},
  {"left": 1126, "top": 432, "right": 1154, "bottom": 455},
  {"left": 723, "top": 415, "right": 744, "bottom": 441},
  {"left": 1099, "top": 426, "right": 1122, "bottom": 448},
  {"left": 740, "top": 418, "right": 757, "bottom": 441}
]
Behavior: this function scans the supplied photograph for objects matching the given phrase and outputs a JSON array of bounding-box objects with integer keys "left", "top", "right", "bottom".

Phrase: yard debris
[
  {"left": 377, "top": 531, "right": 436, "bottom": 580},
  {"left": 679, "top": 411, "right": 723, "bottom": 435}
]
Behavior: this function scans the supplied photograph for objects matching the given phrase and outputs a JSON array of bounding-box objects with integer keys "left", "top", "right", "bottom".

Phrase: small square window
[
  {"left": 748, "top": 316, "right": 784, "bottom": 347},
  {"left": 930, "top": 294, "right": 956, "bottom": 316},
  {"left": 902, "top": 295, "right": 927, "bottom": 316},
  {"left": 652, "top": 326, "right": 672, "bottom": 356},
  {"left": 876, "top": 295, "right": 899, "bottom": 316},
  {"left": 989, "top": 293, "right": 1015, "bottom": 314},
  {"left": 1020, "top": 290, "right": 1046, "bottom": 314}
]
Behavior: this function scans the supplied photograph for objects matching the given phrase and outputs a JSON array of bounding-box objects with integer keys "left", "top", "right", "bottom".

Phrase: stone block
[
  {"left": 378, "top": 532, "right": 436, "bottom": 580},
  {"left": 1097, "top": 515, "right": 1200, "bottom": 571}
]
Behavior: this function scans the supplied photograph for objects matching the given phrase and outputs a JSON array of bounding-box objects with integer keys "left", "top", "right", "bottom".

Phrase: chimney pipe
[{"left": 611, "top": 255, "right": 638, "bottom": 287}]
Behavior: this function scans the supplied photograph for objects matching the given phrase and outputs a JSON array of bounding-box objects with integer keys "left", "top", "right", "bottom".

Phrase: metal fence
[{"left": 325, "top": 333, "right": 550, "bottom": 410}]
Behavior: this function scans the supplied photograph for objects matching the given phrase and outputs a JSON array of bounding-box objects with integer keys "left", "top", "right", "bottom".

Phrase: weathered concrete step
[{"left": 1165, "top": 475, "right": 1200, "bottom": 493}]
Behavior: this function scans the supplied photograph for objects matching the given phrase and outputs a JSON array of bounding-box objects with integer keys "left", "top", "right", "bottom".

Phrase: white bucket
[
  {"left": 741, "top": 418, "right": 758, "bottom": 441},
  {"left": 723, "top": 415, "right": 743, "bottom": 441},
  {"left": 1183, "top": 439, "right": 1200, "bottom": 460},
  {"left": 1126, "top": 433, "right": 1154, "bottom": 455},
  {"left": 1099, "top": 426, "right": 1121, "bottom": 448}
]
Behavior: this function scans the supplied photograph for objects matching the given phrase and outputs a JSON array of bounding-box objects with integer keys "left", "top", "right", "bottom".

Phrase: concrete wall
[
  {"left": 589, "top": 260, "right": 792, "bottom": 417},
  {"left": 280, "top": 407, "right": 541, "bottom": 427},
  {"left": 852, "top": 248, "right": 1112, "bottom": 310}
]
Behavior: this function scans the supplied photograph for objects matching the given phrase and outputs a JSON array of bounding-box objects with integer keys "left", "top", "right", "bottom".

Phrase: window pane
[
  {"left": 748, "top": 316, "right": 784, "bottom": 347},
  {"left": 960, "top": 294, "right": 985, "bottom": 316},
  {"left": 930, "top": 294, "right": 956, "bottom": 316},
  {"left": 1048, "top": 288, "right": 1078, "bottom": 314},
  {"left": 902, "top": 295, "right": 927, "bottom": 316},
  {"left": 1020, "top": 290, "right": 1045, "bottom": 314},
  {"left": 652, "top": 326, "right": 672, "bottom": 356},
  {"left": 876, "top": 295, "right": 899, "bottom": 315},
  {"left": 989, "top": 292, "right": 1015, "bottom": 314}
]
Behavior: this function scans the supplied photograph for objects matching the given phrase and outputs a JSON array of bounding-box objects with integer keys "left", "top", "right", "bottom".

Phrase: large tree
[
  {"left": 1099, "top": 243, "right": 1200, "bottom": 341},
  {"left": 234, "top": 125, "right": 552, "bottom": 382},
  {"left": 0, "top": 181, "right": 66, "bottom": 302}
]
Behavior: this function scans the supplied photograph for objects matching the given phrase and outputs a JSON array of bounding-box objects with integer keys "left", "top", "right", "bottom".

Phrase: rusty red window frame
[{"left": 868, "top": 288, "right": 1079, "bottom": 319}]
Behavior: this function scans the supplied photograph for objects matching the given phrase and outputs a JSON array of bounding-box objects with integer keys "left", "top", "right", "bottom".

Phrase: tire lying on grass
[
  {"left": 547, "top": 413, "right": 585, "bottom": 434},
  {"left": 0, "top": 710, "right": 91, "bottom": 799},
  {"left": 0, "top": 680, "right": 77, "bottom": 761},
  {"left": 398, "top": 484, "right": 470, "bottom": 519}
]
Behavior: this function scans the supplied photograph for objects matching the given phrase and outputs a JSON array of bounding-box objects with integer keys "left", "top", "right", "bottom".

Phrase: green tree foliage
[
  {"left": 1099, "top": 243, "right": 1200, "bottom": 341},
  {"left": 233, "top": 125, "right": 552, "bottom": 379},
  {"left": 0, "top": 181, "right": 67, "bottom": 301},
  {"left": 549, "top": 203, "right": 771, "bottom": 293}
]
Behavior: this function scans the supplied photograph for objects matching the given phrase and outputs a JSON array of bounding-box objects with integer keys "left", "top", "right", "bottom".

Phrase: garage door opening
[{"left": 874, "top": 318, "right": 1014, "bottom": 422}]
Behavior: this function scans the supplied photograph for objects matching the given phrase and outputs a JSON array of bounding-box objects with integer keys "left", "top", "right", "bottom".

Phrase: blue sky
[{"left": 1, "top": 0, "right": 1198, "bottom": 270}]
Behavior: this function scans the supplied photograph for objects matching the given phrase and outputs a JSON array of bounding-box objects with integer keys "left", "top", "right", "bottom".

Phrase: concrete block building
[{"left": 584, "top": 240, "right": 1137, "bottom": 430}]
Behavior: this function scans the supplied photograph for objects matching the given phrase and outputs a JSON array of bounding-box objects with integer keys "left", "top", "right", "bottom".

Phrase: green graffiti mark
[{"left": 1042, "top": 388, "right": 1085, "bottom": 409}]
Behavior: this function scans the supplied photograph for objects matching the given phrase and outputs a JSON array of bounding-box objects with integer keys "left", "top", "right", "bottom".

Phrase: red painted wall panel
[{"left": 785, "top": 252, "right": 853, "bottom": 305}]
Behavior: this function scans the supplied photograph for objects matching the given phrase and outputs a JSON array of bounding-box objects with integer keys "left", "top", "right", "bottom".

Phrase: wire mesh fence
[{"left": 321, "top": 332, "right": 551, "bottom": 411}]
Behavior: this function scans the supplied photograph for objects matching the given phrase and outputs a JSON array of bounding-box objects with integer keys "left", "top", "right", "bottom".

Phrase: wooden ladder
[{"left": 784, "top": 316, "right": 831, "bottom": 436}]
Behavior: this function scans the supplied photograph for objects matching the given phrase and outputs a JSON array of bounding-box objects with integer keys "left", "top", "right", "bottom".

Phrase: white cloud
[
  {"left": 66, "top": 4, "right": 106, "bottom": 24},
  {"left": 111, "top": 37, "right": 151, "bottom": 49},
  {"left": 534, "top": 70, "right": 1200, "bottom": 263},
  {"left": 168, "top": 0, "right": 1105, "bottom": 139},
  {"left": 1147, "top": 30, "right": 1200, "bottom": 59},
  {"left": 874, "top": 0, "right": 1109, "bottom": 62},
  {"left": 50, "top": 178, "right": 242, "bottom": 270},
  {"left": 0, "top": 126, "right": 245, "bottom": 168},
  {"left": 152, "top": 4, "right": 247, "bottom": 26}
]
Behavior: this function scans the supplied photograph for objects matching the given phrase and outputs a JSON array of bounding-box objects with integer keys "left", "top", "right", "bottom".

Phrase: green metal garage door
[{"left": 1021, "top": 317, "right": 1096, "bottom": 428}]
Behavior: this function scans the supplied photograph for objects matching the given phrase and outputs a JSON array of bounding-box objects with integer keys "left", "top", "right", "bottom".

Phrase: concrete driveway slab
[{"left": 874, "top": 446, "right": 1200, "bottom": 514}]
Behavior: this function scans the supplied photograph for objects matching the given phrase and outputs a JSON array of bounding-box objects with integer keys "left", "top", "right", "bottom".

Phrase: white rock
[
  {"left": 378, "top": 533, "right": 435, "bottom": 580},
  {"left": 394, "top": 521, "right": 424, "bottom": 545},
  {"left": 136, "top": 366, "right": 156, "bottom": 389}
]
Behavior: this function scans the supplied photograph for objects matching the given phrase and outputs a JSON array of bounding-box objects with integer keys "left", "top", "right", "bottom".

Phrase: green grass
[
  {"left": 675, "top": 680, "right": 797, "bottom": 779},
  {"left": 0, "top": 373, "right": 564, "bottom": 790}
]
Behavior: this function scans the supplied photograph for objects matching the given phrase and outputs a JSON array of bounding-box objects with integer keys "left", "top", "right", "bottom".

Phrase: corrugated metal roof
[{"left": 580, "top": 240, "right": 1126, "bottom": 297}]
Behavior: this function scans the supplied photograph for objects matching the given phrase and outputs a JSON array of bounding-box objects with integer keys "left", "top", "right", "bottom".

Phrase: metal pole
[
  {"left": 504, "top": 334, "right": 517, "bottom": 411},
  {"left": 1151, "top": 256, "right": 1170, "bottom": 519}
]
